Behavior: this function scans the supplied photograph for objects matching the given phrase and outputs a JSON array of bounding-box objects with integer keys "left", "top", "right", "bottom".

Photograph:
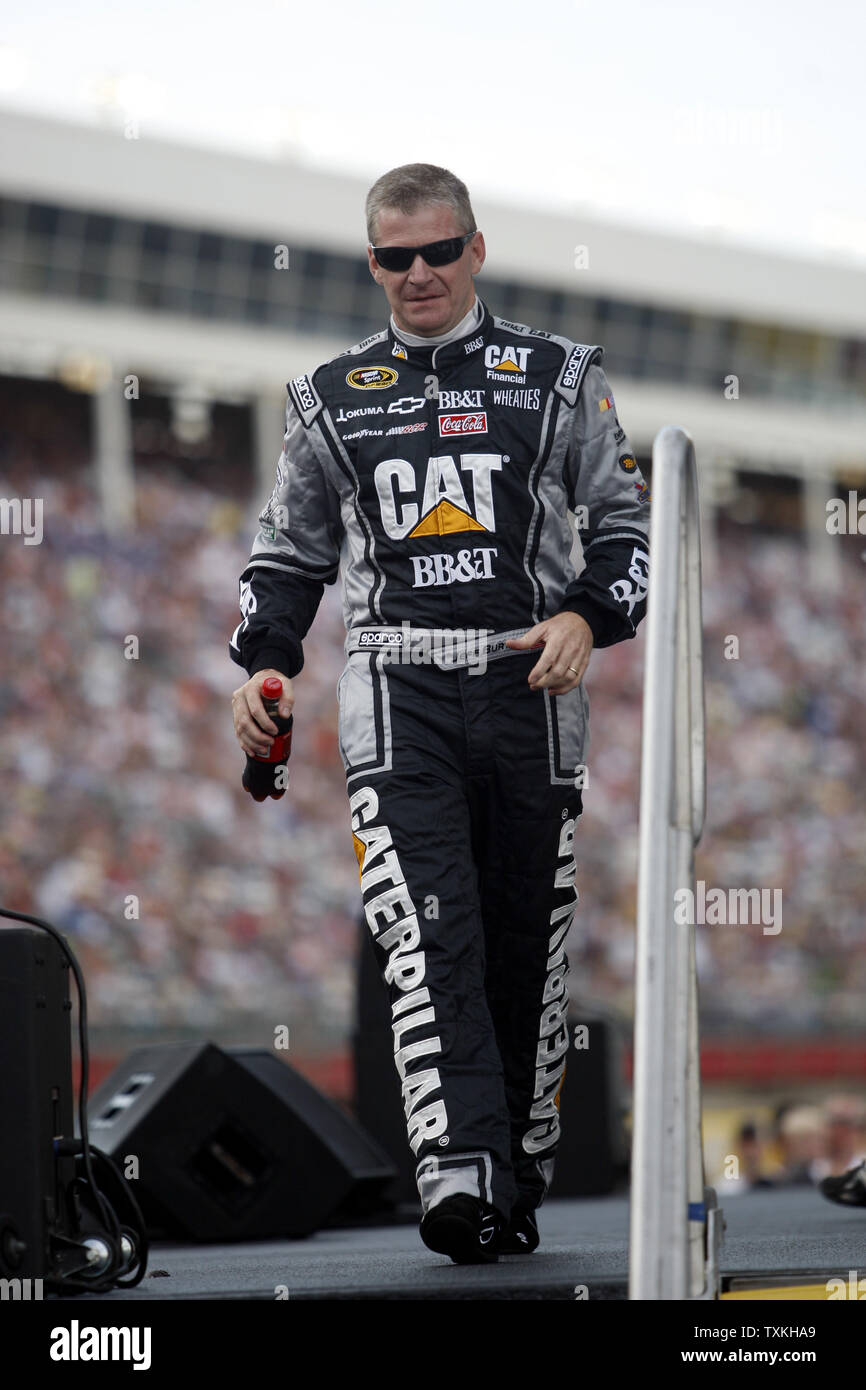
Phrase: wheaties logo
[{"left": 347, "top": 366, "right": 399, "bottom": 390}]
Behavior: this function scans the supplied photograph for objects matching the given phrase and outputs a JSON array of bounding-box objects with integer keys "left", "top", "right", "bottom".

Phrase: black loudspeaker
[
  {"left": 0, "top": 925, "right": 78, "bottom": 1279},
  {"left": 354, "top": 924, "right": 629, "bottom": 1200},
  {"left": 87, "top": 1043, "right": 397, "bottom": 1241}
]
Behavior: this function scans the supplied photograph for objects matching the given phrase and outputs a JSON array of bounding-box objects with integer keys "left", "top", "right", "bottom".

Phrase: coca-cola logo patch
[{"left": 438, "top": 412, "right": 488, "bottom": 437}]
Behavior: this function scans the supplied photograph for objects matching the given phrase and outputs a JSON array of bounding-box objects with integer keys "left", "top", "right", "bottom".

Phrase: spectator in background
[
  {"left": 774, "top": 1103, "right": 828, "bottom": 1186},
  {"left": 821, "top": 1094, "right": 866, "bottom": 1176},
  {"left": 818, "top": 1094, "right": 866, "bottom": 1207}
]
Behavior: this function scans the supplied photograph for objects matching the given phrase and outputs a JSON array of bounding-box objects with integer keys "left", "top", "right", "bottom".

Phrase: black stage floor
[{"left": 49, "top": 1186, "right": 866, "bottom": 1302}]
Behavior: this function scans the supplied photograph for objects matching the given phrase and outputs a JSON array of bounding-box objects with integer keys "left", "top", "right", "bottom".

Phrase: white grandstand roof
[
  {"left": 1, "top": 109, "right": 865, "bottom": 339},
  {"left": 1, "top": 110, "right": 864, "bottom": 476}
]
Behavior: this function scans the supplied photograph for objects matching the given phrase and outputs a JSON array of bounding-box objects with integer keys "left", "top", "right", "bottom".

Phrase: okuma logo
[{"left": 374, "top": 452, "right": 503, "bottom": 539}]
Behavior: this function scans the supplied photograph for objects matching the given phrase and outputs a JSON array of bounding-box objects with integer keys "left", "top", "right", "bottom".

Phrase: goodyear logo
[{"left": 347, "top": 366, "right": 399, "bottom": 390}]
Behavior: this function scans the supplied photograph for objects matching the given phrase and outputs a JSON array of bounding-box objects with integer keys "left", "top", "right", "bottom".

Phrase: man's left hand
[{"left": 506, "top": 612, "right": 594, "bottom": 693}]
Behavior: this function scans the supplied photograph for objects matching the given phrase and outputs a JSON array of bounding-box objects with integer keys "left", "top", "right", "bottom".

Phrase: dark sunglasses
[{"left": 370, "top": 231, "right": 476, "bottom": 272}]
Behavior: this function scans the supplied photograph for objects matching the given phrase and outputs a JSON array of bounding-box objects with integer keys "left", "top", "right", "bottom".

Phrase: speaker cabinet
[
  {"left": 0, "top": 924, "right": 77, "bottom": 1279},
  {"left": 87, "top": 1043, "right": 397, "bottom": 1240}
]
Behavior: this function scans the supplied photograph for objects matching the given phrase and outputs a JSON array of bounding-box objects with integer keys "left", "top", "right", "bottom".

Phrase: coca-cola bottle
[{"left": 242, "top": 676, "right": 293, "bottom": 801}]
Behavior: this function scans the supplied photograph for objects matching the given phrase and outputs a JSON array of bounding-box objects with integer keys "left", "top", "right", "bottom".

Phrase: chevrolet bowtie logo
[{"left": 387, "top": 397, "right": 426, "bottom": 414}]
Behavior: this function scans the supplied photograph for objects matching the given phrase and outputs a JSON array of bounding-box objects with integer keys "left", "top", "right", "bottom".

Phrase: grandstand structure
[{"left": 1, "top": 108, "right": 865, "bottom": 557}]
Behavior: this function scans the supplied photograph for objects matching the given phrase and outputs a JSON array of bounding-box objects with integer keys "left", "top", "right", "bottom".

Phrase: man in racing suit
[{"left": 230, "top": 164, "right": 650, "bottom": 1263}]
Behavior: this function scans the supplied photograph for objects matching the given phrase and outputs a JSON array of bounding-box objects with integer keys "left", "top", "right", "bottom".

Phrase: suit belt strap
[{"left": 347, "top": 625, "right": 530, "bottom": 669}]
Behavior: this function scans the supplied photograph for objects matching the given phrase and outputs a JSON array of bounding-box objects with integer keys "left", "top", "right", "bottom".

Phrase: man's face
[{"left": 368, "top": 203, "right": 485, "bottom": 337}]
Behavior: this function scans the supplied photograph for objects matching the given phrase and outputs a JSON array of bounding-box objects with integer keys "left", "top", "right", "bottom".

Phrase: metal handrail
[{"left": 629, "top": 425, "right": 715, "bottom": 1300}]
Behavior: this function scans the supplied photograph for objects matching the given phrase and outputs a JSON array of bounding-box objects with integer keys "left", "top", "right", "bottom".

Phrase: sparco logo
[
  {"left": 561, "top": 345, "right": 588, "bottom": 390},
  {"left": 351, "top": 787, "right": 449, "bottom": 1155},
  {"left": 346, "top": 366, "right": 398, "bottom": 390},
  {"left": 411, "top": 547, "right": 498, "bottom": 587},
  {"left": 291, "top": 375, "right": 315, "bottom": 411},
  {"left": 438, "top": 412, "right": 488, "bottom": 437},
  {"left": 523, "top": 816, "right": 576, "bottom": 1156},
  {"left": 359, "top": 630, "right": 402, "bottom": 646}
]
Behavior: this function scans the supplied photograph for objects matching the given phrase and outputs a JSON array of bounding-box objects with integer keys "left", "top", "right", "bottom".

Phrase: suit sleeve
[
  {"left": 558, "top": 361, "right": 650, "bottom": 647},
  {"left": 229, "top": 393, "right": 343, "bottom": 679}
]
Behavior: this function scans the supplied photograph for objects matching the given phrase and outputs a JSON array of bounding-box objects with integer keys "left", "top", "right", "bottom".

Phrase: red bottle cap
[{"left": 261, "top": 677, "right": 283, "bottom": 699}]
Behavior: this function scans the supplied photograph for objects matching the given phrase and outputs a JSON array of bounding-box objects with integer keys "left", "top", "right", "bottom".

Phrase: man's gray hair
[{"left": 366, "top": 163, "right": 476, "bottom": 244}]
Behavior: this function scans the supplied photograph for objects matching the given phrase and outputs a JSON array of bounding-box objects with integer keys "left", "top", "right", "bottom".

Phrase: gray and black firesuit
[{"left": 230, "top": 295, "right": 650, "bottom": 1218}]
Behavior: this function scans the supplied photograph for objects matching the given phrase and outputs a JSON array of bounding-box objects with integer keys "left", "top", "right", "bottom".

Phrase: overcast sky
[{"left": 2, "top": 0, "right": 864, "bottom": 263}]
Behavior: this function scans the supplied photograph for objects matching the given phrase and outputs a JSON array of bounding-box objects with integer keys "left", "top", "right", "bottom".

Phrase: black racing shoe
[
  {"left": 820, "top": 1160, "right": 866, "bottom": 1206},
  {"left": 419, "top": 1195, "right": 502, "bottom": 1264},
  {"left": 500, "top": 1205, "right": 540, "bottom": 1254}
]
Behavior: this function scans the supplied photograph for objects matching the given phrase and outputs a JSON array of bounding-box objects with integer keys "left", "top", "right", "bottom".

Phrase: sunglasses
[{"left": 370, "top": 232, "right": 476, "bottom": 273}]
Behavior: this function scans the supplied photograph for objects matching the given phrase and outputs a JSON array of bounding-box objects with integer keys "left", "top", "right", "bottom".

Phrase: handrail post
[{"left": 629, "top": 425, "right": 717, "bottom": 1300}]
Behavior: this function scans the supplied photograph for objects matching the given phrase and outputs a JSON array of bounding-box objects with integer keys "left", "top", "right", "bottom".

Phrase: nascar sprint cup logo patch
[{"left": 347, "top": 366, "right": 399, "bottom": 390}]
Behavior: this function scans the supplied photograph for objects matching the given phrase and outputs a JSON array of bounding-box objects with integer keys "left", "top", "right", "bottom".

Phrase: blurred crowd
[
  {"left": 712, "top": 1093, "right": 866, "bottom": 1192},
  {"left": 1, "top": 382, "right": 865, "bottom": 1055}
]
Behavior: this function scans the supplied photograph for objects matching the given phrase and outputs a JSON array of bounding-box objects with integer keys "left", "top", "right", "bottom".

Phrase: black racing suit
[{"left": 229, "top": 296, "right": 650, "bottom": 1219}]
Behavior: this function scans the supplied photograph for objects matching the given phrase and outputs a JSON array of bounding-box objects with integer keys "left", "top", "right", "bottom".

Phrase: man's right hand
[{"left": 231, "top": 669, "right": 295, "bottom": 758}]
